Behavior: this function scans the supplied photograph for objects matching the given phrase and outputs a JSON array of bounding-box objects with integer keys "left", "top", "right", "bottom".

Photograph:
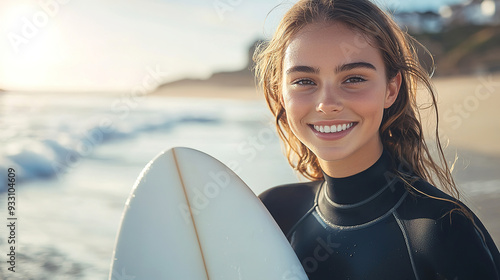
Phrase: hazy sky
[{"left": 0, "top": 0, "right": 464, "bottom": 92}]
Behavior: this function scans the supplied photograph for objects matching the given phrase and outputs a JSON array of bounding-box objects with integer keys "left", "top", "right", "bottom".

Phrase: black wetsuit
[{"left": 259, "top": 151, "right": 500, "bottom": 279}]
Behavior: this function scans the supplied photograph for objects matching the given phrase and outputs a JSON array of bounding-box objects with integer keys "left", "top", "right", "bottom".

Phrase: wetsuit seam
[
  {"left": 285, "top": 182, "right": 322, "bottom": 240},
  {"left": 286, "top": 204, "right": 317, "bottom": 240},
  {"left": 393, "top": 211, "right": 420, "bottom": 280},
  {"left": 315, "top": 191, "right": 409, "bottom": 231},
  {"left": 324, "top": 176, "right": 398, "bottom": 209},
  {"left": 474, "top": 226, "right": 497, "bottom": 269}
]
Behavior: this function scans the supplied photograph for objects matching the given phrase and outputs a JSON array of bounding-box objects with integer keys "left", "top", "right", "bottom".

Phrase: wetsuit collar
[
  {"left": 322, "top": 149, "right": 394, "bottom": 205},
  {"left": 317, "top": 149, "right": 406, "bottom": 227}
]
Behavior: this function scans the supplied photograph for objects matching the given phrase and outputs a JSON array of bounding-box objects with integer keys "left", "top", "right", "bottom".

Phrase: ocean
[{"left": 0, "top": 92, "right": 299, "bottom": 279}]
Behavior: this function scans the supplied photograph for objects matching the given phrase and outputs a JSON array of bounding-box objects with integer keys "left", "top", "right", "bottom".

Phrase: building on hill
[
  {"left": 440, "top": 0, "right": 500, "bottom": 26},
  {"left": 393, "top": 0, "right": 500, "bottom": 33},
  {"left": 393, "top": 11, "right": 443, "bottom": 33}
]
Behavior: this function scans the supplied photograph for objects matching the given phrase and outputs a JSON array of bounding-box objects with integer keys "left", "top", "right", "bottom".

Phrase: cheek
[
  {"left": 283, "top": 94, "right": 310, "bottom": 132},
  {"left": 283, "top": 99, "right": 299, "bottom": 128},
  {"left": 350, "top": 89, "right": 387, "bottom": 123}
]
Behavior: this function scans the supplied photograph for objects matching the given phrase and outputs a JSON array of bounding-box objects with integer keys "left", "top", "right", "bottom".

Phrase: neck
[
  {"left": 319, "top": 141, "right": 384, "bottom": 178},
  {"left": 322, "top": 149, "right": 393, "bottom": 204}
]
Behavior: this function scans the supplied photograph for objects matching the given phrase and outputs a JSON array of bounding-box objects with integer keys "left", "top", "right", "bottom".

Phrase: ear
[{"left": 384, "top": 72, "right": 401, "bottom": 109}]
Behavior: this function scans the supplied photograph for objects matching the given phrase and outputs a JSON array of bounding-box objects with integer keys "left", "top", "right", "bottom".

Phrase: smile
[{"left": 313, "top": 123, "right": 355, "bottom": 133}]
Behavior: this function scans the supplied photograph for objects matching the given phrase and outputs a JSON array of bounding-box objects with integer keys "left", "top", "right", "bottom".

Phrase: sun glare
[
  {"left": 1, "top": 2, "right": 69, "bottom": 91},
  {"left": 481, "top": 0, "right": 496, "bottom": 17}
]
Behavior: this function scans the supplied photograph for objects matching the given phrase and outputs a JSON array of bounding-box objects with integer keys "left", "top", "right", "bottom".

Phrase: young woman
[{"left": 254, "top": 0, "right": 500, "bottom": 279}]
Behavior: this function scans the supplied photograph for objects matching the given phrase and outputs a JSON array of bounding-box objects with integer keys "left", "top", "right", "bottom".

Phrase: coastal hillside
[{"left": 415, "top": 24, "right": 500, "bottom": 75}]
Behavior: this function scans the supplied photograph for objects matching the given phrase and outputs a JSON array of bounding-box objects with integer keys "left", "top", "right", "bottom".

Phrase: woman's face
[{"left": 281, "top": 22, "right": 400, "bottom": 176}]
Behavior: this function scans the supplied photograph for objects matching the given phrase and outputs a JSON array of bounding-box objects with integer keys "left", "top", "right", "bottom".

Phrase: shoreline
[
  {"left": 150, "top": 84, "right": 262, "bottom": 100},
  {"left": 150, "top": 73, "right": 500, "bottom": 98}
]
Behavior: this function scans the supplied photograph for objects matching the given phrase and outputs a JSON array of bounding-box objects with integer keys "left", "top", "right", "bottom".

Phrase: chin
[{"left": 311, "top": 145, "right": 354, "bottom": 162}]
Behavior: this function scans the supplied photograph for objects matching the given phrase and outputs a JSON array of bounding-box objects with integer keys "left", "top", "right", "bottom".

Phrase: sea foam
[{"left": 0, "top": 93, "right": 266, "bottom": 191}]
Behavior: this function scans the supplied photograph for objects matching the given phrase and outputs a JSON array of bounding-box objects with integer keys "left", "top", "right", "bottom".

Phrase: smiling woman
[
  {"left": 281, "top": 23, "right": 401, "bottom": 177},
  {"left": 254, "top": 0, "right": 500, "bottom": 279}
]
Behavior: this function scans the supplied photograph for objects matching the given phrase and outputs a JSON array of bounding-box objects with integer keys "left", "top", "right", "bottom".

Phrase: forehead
[{"left": 283, "top": 22, "right": 383, "bottom": 68}]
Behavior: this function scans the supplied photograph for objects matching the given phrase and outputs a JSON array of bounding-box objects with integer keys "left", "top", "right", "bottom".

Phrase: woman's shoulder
[
  {"left": 258, "top": 180, "right": 322, "bottom": 236},
  {"left": 398, "top": 178, "right": 500, "bottom": 278},
  {"left": 259, "top": 180, "right": 321, "bottom": 202},
  {"left": 399, "top": 178, "right": 487, "bottom": 235},
  {"left": 398, "top": 178, "right": 467, "bottom": 218}
]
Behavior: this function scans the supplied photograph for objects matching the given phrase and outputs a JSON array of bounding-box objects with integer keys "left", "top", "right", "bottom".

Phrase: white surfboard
[{"left": 109, "top": 147, "right": 308, "bottom": 280}]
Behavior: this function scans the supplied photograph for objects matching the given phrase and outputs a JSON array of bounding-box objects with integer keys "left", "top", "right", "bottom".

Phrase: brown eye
[
  {"left": 293, "top": 79, "right": 316, "bottom": 86},
  {"left": 345, "top": 76, "right": 366, "bottom": 84}
]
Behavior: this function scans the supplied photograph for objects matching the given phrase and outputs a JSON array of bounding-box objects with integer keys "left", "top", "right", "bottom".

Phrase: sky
[{"left": 0, "top": 0, "right": 466, "bottom": 92}]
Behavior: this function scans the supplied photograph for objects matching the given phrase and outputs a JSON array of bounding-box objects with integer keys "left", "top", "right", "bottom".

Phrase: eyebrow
[
  {"left": 285, "top": 65, "right": 320, "bottom": 75},
  {"left": 285, "top": 62, "right": 376, "bottom": 75},
  {"left": 335, "top": 62, "right": 376, "bottom": 73}
]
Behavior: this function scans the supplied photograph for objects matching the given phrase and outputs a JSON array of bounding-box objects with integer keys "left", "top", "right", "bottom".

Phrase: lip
[
  {"left": 308, "top": 121, "right": 357, "bottom": 140},
  {"left": 310, "top": 120, "right": 355, "bottom": 126}
]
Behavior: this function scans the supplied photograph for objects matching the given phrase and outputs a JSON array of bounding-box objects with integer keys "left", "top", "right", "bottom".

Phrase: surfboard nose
[{"left": 110, "top": 147, "right": 308, "bottom": 280}]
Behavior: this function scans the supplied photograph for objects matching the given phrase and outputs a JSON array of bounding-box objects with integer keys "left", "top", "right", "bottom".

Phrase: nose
[{"left": 316, "top": 85, "right": 343, "bottom": 114}]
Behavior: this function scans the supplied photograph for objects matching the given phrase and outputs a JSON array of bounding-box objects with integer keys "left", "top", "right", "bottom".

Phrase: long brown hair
[{"left": 253, "top": 0, "right": 465, "bottom": 206}]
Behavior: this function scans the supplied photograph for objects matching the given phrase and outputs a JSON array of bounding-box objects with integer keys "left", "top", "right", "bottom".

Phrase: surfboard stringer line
[{"left": 171, "top": 148, "right": 210, "bottom": 279}]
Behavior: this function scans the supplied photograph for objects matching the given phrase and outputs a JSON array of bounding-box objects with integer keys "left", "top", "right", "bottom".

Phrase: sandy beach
[{"left": 153, "top": 72, "right": 500, "bottom": 246}]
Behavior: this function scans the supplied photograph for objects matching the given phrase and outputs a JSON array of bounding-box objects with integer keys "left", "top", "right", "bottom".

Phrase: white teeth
[{"left": 313, "top": 123, "right": 354, "bottom": 134}]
